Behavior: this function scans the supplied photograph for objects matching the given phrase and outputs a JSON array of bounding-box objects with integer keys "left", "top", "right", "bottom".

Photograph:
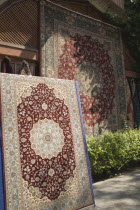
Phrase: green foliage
[
  {"left": 87, "top": 129, "right": 140, "bottom": 182},
  {"left": 104, "top": 0, "right": 140, "bottom": 71}
]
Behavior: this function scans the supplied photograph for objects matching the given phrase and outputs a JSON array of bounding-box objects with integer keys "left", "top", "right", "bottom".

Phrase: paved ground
[{"left": 93, "top": 169, "right": 140, "bottom": 210}]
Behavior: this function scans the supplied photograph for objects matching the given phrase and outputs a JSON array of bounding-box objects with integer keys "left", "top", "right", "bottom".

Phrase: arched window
[{"left": 0, "top": 56, "right": 37, "bottom": 75}]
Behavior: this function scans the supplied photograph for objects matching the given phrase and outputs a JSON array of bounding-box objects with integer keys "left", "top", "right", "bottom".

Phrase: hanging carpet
[
  {"left": 40, "top": 0, "right": 127, "bottom": 136},
  {"left": 0, "top": 73, "right": 94, "bottom": 209}
]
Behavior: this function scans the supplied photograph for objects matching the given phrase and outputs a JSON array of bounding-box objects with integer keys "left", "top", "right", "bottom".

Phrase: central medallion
[{"left": 30, "top": 119, "right": 65, "bottom": 159}]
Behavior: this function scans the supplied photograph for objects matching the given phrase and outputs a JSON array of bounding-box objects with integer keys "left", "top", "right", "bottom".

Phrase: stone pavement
[{"left": 93, "top": 169, "right": 140, "bottom": 210}]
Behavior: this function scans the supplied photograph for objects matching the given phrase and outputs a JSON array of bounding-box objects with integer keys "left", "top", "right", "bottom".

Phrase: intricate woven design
[
  {"left": 0, "top": 0, "right": 38, "bottom": 49},
  {"left": 0, "top": 73, "right": 94, "bottom": 209},
  {"left": 40, "top": 1, "right": 126, "bottom": 135}
]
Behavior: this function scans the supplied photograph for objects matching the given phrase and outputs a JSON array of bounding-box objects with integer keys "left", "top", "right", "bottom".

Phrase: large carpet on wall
[
  {"left": 0, "top": 73, "right": 94, "bottom": 209},
  {"left": 40, "top": 0, "right": 126, "bottom": 136}
]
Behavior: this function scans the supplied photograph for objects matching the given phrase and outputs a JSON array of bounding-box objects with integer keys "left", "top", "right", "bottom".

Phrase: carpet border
[{"left": 75, "top": 81, "right": 96, "bottom": 208}]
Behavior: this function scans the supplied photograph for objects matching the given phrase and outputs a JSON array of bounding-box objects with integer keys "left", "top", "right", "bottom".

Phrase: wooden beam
[
  {"left": 0, "top": 44, "right": 39, "bottom": 61},
  {"left": 0, "top": 0, "right": 23, "bottom": 14},
  {"left": 51, "top": 0, "right": 90, "bottom": 6},
  {"left": 126, "top": 71, "right": 140, "bottom": 79}
]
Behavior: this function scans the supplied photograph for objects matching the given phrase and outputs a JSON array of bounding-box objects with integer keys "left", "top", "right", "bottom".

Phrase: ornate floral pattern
[
  {"left": 0, "top": 73, "right": 94, "bottom": 209},
  {"left": 40, "top": 1, "right": 127, "bottom": 135},
  {"left": 17, "top": 83, "right": 76, "bottom": 200},
  {"left": 58, "top": 35, "right": 115, "bottom": 126}
]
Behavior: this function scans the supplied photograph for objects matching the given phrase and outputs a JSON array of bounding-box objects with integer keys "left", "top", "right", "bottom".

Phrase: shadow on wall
[{"left": 53, "top": 31, "right": 115, "bottom": 134}]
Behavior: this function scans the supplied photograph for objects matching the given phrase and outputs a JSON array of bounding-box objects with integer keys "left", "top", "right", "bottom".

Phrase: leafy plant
[{"left": 87, "top": 129, "right": 140, "bottom": 182}]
